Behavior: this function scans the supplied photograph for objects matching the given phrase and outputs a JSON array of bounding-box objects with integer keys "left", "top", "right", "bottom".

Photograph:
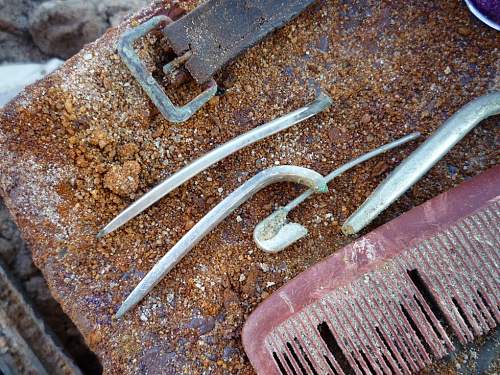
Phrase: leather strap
[{"left": 163, "top": 0, "right": 317, "bottom": 83}]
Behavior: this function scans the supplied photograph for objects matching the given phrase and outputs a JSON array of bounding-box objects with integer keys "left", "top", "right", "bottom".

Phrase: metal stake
[
  {"left": 342, "top": 91, "right": 500, "bottom": 235},
  {"left": 98, "top": 93, "right": 332, "bottom": 238}
]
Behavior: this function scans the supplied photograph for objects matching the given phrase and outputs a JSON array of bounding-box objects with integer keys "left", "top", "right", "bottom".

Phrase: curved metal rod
[
  {"left": 254, "top": 132, "right": 421, "bottom": 253},
  {"left": 98, "top": 93, "right": 333, "bottom": 238},
  {"left": 342, "top": 91, "right": 500, "bottom": 235},
  {"left": 116, "top": 166, "right": 328, "bottom": 317}
]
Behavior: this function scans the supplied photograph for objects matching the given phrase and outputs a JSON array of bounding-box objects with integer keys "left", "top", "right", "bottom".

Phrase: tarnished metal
[
  {"left": 254, "top": 132, "right": 421, "bottom": 253},
  {"left": 117, "top": 15, "right": 217, "bottom": 123},
  {"left": 162, "top": 0, "right": 318, "bottom": 83},
  {"left": 343, "top": 91, "right": 500, "bottom": 235},
  {"left": 115, "top": 166, "right": 328, "bottom": 317},
  {"left": 97, "top": 93, "right": 332, "bottom": 238}
]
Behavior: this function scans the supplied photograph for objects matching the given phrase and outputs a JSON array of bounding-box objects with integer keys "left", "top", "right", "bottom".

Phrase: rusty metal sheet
[{"left": 163, "top": 0, "right": 316, "bottom": 83}]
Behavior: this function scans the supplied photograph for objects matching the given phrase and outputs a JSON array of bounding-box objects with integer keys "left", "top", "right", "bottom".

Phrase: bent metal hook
[
  {"left": 97, "top": 92, "right": 332, "bottom": 238},
  {"left": 116, "top": 165, "right": 328, "bottom": 317},
  {"left": 253, "top": 132, "right": 421, "bottom": 253}
]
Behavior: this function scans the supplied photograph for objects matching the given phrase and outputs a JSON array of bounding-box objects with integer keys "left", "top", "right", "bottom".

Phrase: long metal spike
[
  {"left": 342, "top": 91, "right": 500, "bottom": 234},
  {"left": 97, "top": 93, "right": 332, "bottom": 238}
]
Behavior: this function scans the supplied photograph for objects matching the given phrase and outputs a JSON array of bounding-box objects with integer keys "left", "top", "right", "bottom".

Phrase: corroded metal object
[
  {"left": 343, "top": 91, "right": 500, "bottom": 234},
  {"left": 254, "top": 132, "right": 421, "bottom": 253},
  {"left": 117, "top": 15, "right": 218, "bottom": 123},
  {"left": 116, "top": 166, "right": 328, "bottom": 317},
  {"left": 98, "top": 93, "right": 332, "bottom": 238},
  {"left": 243, "top": 166, "right": 500, "bottom": 375},
  {"left": 117, "top": 0, "right": 317, "bottom": 123},
  {"left": 163, "top": 0, "right": 318, "bottom": 83}
]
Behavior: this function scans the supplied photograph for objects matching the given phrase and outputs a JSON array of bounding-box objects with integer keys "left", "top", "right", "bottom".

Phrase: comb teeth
[
  {"left": 243, "top": 167, "right": 500, "bottom": 375},
  {"left": 266, "top": 206, "right": 499, "bottom": 374}
]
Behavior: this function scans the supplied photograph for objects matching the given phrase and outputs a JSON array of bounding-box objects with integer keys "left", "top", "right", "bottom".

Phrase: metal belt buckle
[{"left": 117, "top": 15, "right": 217, "bottom": 123}]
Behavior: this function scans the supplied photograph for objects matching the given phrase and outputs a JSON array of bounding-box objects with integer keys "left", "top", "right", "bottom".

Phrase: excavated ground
[{"left": 0, "top": 0, "right": 498, "bottom": 374}]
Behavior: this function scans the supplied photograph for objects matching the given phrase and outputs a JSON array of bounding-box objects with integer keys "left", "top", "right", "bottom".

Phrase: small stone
[
  {"left": 140, "top": 313, "right": 148, "bottom": 322},
  {"left": 104, "top": 161, "right": 141, "bottom": 197},
  {"left": 89, "top": 128, "right": 111, "bottom": 149},
  {"left": 87, "top": 330, "right": 102, "bottom": 346},
  {"left": 317, "top": 35, "right": 329, "bottom": 52},
  {"left": 184, "top": 218, "right": 195, "bottom": 230},
  {"left": 208, "top": 96, "right": 219, "bottom": 108},
  {"left": 236, "top": 215, "right": 242, "bottom": 223},
  {"left": 222, "top": 347, "right": 239, "bottom": 362},
  {"left": 194, "top": 278, "right": 205, "bottom": 291},
  {"left": 64, "top": 98, "right": 74, "bottom": 113},
  {"left": 447, "top": 164, "right": 458, "bottom": 180},
  {"left": 239, "top": 273, "right": 246, "bottom": 282},
  {"left": 307, "top": 63, "right": 320, "bottom": 74},
  {"left": 222, "top": 73, "right": 237, "bottom": 88},
  {"left": 186, "top": 316, "right": 215, "bottom": 335},
  {"left": 361, "top": 114, "right": 371, "bottom": 124},
  {"left": 371, "top": 160, "right": 389, "bottom": 177},
  {"left": 444, "top": 66, "right": 451, "bottom": 75},
  {"left": 266, "top": 281, "right": 276, "bottom": 288},
  {"left": 217, "top": 187, "right": 223, "bottom": 194},
  {"left": 118, "top": 143, "right": 139, "bottom": 159},
  {"left": 328, "top": 127, "right": 340, "bottom": 143},
  {"left": 259, "top": 263, "right": 270, "bottom": 272},
  {"left": 457, "top": 27, "right": 471, "bottom": 37}
]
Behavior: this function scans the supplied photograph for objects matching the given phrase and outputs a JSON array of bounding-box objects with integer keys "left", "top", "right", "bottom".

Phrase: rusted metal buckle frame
[{"left": 117, "top": 15, "right": 217, "bottom": 123}]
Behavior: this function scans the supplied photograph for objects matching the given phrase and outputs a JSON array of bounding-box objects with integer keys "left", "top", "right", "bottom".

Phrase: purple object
[{"left": 465, "top": 0, "right": 500, "bottom": 30}]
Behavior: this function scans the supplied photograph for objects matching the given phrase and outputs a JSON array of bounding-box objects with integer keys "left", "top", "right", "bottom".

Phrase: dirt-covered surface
[{"left": 0, "top": 0, "right": 498, "bottom": 374}]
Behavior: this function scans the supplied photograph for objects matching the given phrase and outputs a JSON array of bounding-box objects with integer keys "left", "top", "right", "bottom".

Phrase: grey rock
[
  {"left": 24, "top": 276, "right": 53, "bottom": 302},
  {"left": 96, "top": 0, "right": 150, "bottom": 27},
  {"left": 29, "top": 0, "right": 107, "bottom": 59},
  {"left": 0, "top": 202, "right": 19, "bottom": 240},
  {"left": 185, "top": 316, "right": 216, "bottom": 335},
  {"left": 0, "top": 237, "right": 15, "bottom": 264},
  {"left": 13, "top": 248, "right": 36, "bottom": 280},
  {"left": 28, "top": 0, "right": 150, "bottom": 59},
  {"left": 207, "top": 353, "right": 218, "bottom": 361},
  {"left": 139, "top": 347, "right": 180, "bottom": 375},
  {"left": 222, "top": 347, "right": 239, "bottom": 362},
  {"left": 0, "top": 0, "right": 48, "bottom": 63}
]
